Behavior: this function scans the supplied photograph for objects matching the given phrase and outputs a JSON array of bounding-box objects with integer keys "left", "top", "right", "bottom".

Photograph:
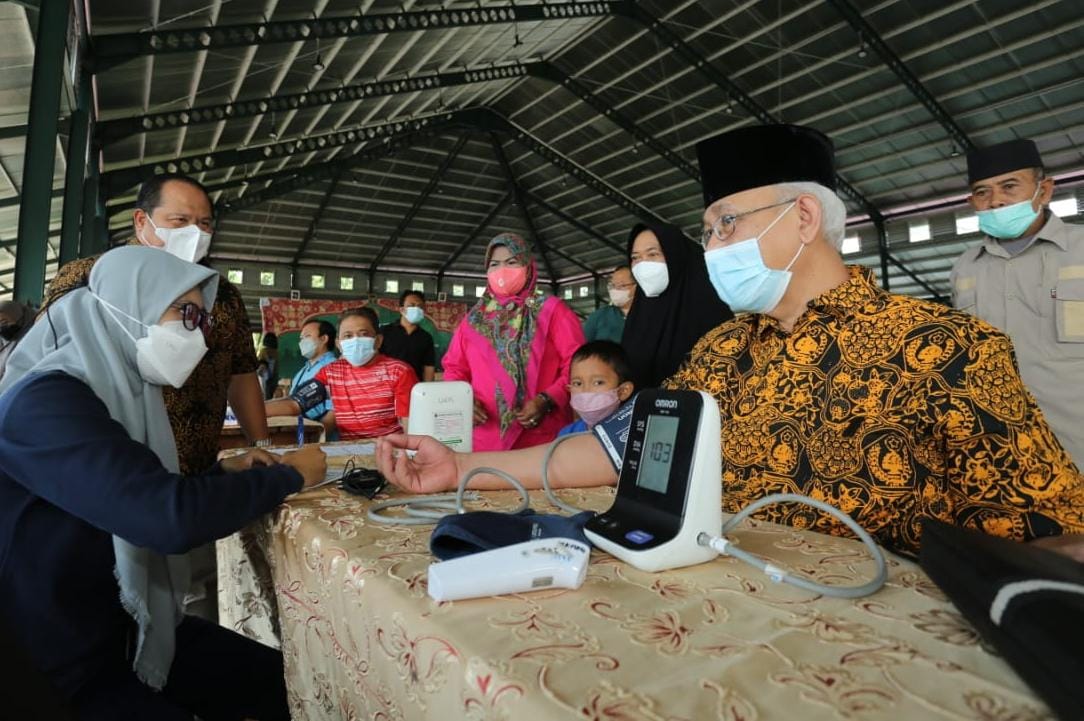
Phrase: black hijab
[{"left": 621, "top": 222, "right": 733, "bottom": 388}]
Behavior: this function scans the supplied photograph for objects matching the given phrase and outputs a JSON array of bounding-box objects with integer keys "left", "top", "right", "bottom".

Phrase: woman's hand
[
  {"left": 280, "top": 446, "right": 328, "bottom": 488},
  {"left": 472, "top": 399, "right": 488, "bottom": 426},
  {"left": 376, "top": 433, "right": 460, "bottom": 494},
  {"left": 220, "top": 448, "right": 281, "bottom": 473},
  {"left": 515, "top": 396, "right": 548, "bottom": 429}
]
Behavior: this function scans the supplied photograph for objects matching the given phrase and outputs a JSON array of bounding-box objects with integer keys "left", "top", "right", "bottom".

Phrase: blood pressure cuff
[
  {"left": 919, "top": 518, "right": 1084, "bottom": 721},
  {"left": 290, "top": 379, "right": 328, "bottom": 413},
  {"left": 429, "top": 509, "right": 596, "bottom": 561},
  {"left": 592, "top": 395, "right": 637, "bottom": 471}
]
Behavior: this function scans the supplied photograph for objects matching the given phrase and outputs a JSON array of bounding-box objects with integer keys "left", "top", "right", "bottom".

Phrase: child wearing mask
[
  {"left": 266, "top": 307, "right": 417, "bottom": 440},
  {"left": 558, "top": 341, "right": 636, "bottom": 437}
]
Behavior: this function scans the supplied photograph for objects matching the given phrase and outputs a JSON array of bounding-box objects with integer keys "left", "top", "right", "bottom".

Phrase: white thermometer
[{"left": 427, "top": 538, "right": 590, "bottom": 602}]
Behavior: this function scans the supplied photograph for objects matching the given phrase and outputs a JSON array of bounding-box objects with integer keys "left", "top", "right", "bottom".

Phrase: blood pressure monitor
[{"left": 584, "top": 389, "right": 722, "bottom": 572}]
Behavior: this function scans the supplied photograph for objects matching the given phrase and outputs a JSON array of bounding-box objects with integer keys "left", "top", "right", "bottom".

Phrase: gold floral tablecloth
[{"left": 218, "top": 477, "right": 1051, "bottom": 721}]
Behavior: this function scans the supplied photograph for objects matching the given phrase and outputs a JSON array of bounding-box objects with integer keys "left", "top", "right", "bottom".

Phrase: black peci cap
[
  {"left": 966, "top": 138, "right": 1044, "bottom": 185},
  {"left": 695, "top": 124, "right": 836, "bottom": 207}
]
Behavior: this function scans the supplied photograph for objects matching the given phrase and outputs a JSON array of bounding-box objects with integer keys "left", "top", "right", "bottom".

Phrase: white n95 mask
[
  {"left": 136, "top": 321, "right": 208, "bottom": 388},
  {"left": 97, "top": 298, "right": 208, "bottom": 388},
  {"left": 143, "top": 217, "right": 213, "bottom": 263},
  {"left": 632, "top": 261, "right": 669, "bottom": 297}
]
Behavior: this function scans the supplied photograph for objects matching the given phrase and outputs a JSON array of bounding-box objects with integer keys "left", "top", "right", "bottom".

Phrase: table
[
  {"left": 218, "top": 467, "right": 1052, "bottom": 721},
  {"left": 220, "top": 416, "right": 324, "bottom": 450}
]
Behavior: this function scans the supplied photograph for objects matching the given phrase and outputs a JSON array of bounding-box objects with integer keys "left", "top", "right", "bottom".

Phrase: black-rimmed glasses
[{"left": 170, "top": 302, "right": 214, "bottom": 336}]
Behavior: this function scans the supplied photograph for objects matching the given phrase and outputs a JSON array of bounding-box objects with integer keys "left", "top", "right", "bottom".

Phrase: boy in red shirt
[{"left": 267, "top": 307, "right": 417, "bottom": 440}]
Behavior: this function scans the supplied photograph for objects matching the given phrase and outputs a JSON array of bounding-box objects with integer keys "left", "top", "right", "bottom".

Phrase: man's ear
[
  {"left": 617, "top": 381, "right": 635, "bottom": 402},
  {"left": 1037, "top": 176, "right": 1055, "bottom": 206},
  {"left": 133, "top": 209, "right": 149, "bottom": 242},
  {"left": 796, "top": 193, "right": 822, "bottom": 247}
]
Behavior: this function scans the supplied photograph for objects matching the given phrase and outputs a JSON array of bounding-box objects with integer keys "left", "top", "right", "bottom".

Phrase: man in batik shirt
[{"left": 377, "top": 124, "right": 1084, "bottom": 560}]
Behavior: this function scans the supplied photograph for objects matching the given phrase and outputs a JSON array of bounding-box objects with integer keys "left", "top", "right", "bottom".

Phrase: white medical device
[
  {"left": 377, "top": 389, "right": 887, "bottom": 598},
  {"left": 584, "top": 389, "right": 722, "bottom": 572},
  {"left": 427, "top": 538, "right": 590, "bottom": 602},
  {"left": 408, "top": 381, "right": 473, "bottom": 452}
]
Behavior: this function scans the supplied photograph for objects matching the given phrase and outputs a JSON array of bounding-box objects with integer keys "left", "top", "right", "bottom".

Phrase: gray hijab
[{"left": 0, "top": 246, "right": 218, "bottom": 689}]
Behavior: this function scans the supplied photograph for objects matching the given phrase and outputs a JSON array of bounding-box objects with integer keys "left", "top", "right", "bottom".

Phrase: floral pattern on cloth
[
  {"left": 665, "top": 265, "right": 1084, "bottom": 556},
  {"left": 465, "top": 233, "right": 545, "bottom": 438},
  {"left": 218, "top": 472, "right": 1054, "bottom": 721}
]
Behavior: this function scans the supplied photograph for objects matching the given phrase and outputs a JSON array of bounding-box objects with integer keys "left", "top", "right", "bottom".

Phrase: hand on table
[
  {"left": 472, "top": 399, "right": 488, "bottom": 426},
  {"left": 280, "top": 446, "right": 328, "bottom": 488},
  {"left": 376, "top": 433, "right": 459, "bottom": 494},
  {"left": 220, "top": 448, "right": 281, "bottom": 473}
]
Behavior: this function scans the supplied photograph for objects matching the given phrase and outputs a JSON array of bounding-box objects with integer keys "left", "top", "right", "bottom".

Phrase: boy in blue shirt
[{"left": 558, "top": 340, "right": 636, "bottom": 436}]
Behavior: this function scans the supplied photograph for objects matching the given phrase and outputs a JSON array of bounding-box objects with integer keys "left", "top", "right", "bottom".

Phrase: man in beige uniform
[{"left": 951, "top": 138, "right": 1084, "bottom": 466}]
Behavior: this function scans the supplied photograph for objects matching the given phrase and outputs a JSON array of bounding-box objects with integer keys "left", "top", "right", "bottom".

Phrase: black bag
[{"left": 919, "top": 518, "right": 1084, "bottom": 721}]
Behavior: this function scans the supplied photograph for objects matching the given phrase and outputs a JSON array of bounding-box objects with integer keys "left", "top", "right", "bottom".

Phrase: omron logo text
[{"left": 654, "top": 399, "right": 678, "bottom": 409}]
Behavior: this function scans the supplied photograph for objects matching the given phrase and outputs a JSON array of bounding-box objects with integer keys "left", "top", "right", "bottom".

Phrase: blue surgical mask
[
  {"left": 704, "top": 202, "right": 798, "bottom": 314},
  {"left": 340, "top": 336, "right": 376, "bottom": 367},
  {"left": 403, "top": 306, "right": 424, "bottom": 325},
  {"left": 976, "top": 185, "right": 1041, "bottom": 239},
  {"left": 298, "top": 337, "right": 318, "bottom": 360}
]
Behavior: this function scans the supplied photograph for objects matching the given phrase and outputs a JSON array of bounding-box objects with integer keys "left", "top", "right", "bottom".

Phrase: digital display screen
[{"left": 635, "top": 414, "right": 679, "bottom": 493}]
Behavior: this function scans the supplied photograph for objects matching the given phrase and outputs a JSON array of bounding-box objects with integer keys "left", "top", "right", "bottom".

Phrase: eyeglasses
[
  {"left": 170, "top": 302, "right": 214, "bottom": 336},
  {"left": 700, "top": 198, "right": 796, "bottom": 248},
  {"left": 339, "top": 458, "right": 387, "bottom": 499},
  {"left": 607, "top": 281, "right": 636, "bottom": 290}
]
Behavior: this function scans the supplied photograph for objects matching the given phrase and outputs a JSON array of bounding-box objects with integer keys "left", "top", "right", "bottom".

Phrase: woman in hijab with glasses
[
  {"left": 442, "top": 233, "right": 585, "bottom": 451},
  {"left": 622, "top": 222, "right": 734, "bottom": 388},
  {"left": 0, "top": 246, "right": 325, "bottom": 721}
]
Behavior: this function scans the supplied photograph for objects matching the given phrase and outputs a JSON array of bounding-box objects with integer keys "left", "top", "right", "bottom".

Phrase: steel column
[
  {"left": 79, "top": 153, "right": 104, "bottom": 257},
  {"left": 14, "top": 0, "right": 70, "bottom": 305},
  {"left": 59, "top": 71, "right": 92, "bottom": 266}
]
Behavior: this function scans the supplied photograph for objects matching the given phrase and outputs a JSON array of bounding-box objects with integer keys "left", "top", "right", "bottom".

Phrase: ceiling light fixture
[{"left": 313, "top": 52, "right": 325, "bottom": 71}]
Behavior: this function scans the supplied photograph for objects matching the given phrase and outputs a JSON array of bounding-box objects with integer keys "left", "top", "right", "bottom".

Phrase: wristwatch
[{"left": 254, "top": 438, "right": 272, "bottom": 448}]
